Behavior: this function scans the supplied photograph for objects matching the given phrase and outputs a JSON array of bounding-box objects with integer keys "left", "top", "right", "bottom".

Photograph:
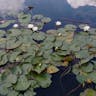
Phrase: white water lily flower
[
  {"left": 32, "top": 26, "right": 39, "bottom": 31},
  {"left": 13, "top": 24, "right": 19, "bottom": 28},
  {"left": 83, "top": 25, "right": 90, "bottom": 31},
  {"left": 56, "top": 21, "right": 62, "bottom": 26},
  {"left": 28, "top": 24, "right": 34, "bottom": 29}
]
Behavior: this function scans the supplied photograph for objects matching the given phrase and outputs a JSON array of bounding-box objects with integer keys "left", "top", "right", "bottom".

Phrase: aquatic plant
[{"left": 0, "top": 12, "right": 96, "bottom": 96}]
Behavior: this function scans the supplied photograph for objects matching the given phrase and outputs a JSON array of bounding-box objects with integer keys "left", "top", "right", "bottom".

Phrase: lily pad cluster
[
  {"left": 0, "top": 12, "right": 96, "bottom": 96},
  {"left": 72, "top": 27, "right": 96, "bottom": 85}
]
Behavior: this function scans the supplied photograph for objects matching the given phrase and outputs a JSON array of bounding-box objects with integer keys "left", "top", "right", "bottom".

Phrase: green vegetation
[{"left": 0, "top": 12, "right": 96, "bottom": 96}]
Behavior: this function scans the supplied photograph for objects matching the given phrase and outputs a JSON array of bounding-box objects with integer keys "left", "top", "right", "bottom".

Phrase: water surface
[
  {"left": 26, "top": 0, "right": 96, "bottom": 28},
  {"left": 25, "top": 0, "right": 96, "bottom": 96},
  {"left": 1, "top": 0, "right": 96, "bottom": 96}
]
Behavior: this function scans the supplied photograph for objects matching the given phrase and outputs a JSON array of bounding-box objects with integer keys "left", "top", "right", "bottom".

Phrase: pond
[
  {"left": 26, "top": 0, "right": 96, "bottom": 28},
  {"left": 24, "top": 0, "right": 96, "bottom": 96},
  {"left": 0, "top": 0, "right": 96, "bottom": 96}
]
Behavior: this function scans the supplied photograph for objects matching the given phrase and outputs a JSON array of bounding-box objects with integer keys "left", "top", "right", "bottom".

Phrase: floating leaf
[
  {"left": 0, "top": 55, "right": 8, "bottom": 66},
  {"left": 0, "top": 30, "right": 6, "bottom": 38},
  {"left": 7, "top": 29, "right": 22, "bottom": 37},
  {"left": 18, "top": 12, "right": 31, "bottom": 24},
  {"left": 45, "top": 35, "right": 55, "bottom": 42},
  {"left": 54, "top": 39, "right": 63, "bottom": 47},
  {"left": 47, "top": 65, "right": 59, "bottom": 74},
  {"left": 32, "top": 14, "right": 43, "bottom": 20},
  {"left": 76, "top": 74, "right": 87, "bottom": 84},
  {"left": 0, "top": 85, "right": 9, "bottom": 95},
  {"left": 6, "top": 39, "right": 22, "bottom": 49},
  {"left": 81, "top": 63, "right": 93, "bottom": 73},
  {"left": 32, "top": 32, "right": 46, "bottom": 41},
  {"left": 9, "top": 52, "right": 21, "bottom": 62},
  {"left": 42, "top": 41, "right": 54, "bottom": 50},
  {"left": 88, "top": 72, "right": 96, "bottom": 83},
  {"left": 76, "top": 50, "right": 89, "bottom": 59},
  {"left": 32, "top": 73, "right": 52, "bottom": 88},
  {"left": 41, "top": 17, "right": 51, "bottom": 23},
  {"left": 0, "top": 20, "right": 15, "bottom": 28},
  {"left": 15, "top": 75, "right": 31, "bottom": 91},
  {"left": 8, "top": 90, "right": 18, "bottom": 96},
  {"left": 64, "top": 24, "right": 77, "bottom": 31},
  {"left": 6, "top": 74, "right": 17, "bottom": 84},
  {"left": 22, "top": 64, "right": 32, "bottom": 75},
  {"left": 33, "top": 64, "right": 47, "bottom": 74},
  {"left": 24, "top": 90, "right": 36, "bottom": 96}
]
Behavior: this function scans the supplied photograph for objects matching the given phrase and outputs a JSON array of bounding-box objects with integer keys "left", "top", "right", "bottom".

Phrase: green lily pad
[
  {"left": 41, "top": 17, "right": 51, "bottom": 23},
  {"left": 32, "top": 14, "right": 43, "bottom": 20},
  {"left": 33, "top": 64, "right": 47, "bottom": 74},
  {"left": 15, "top": 75, "right": 31, "bottom": 91},
  {"left": 32, "top": 73, "right": 52, "bottom": 88},
  {"left": 6, "top": 74, "right": 17, "bottom": 84},
  {"left": 32, "top": 32, "right": 46, "bottom": 41},
  {"left": 81, "top": 63, "right": 93, "bottom": 73},
  {"left": 18, "top": 12, "right": 31, "bottom": 24},
  {"left": 8, "top": 90, "right": 18, "bottom": 96},
  {"left": 0, "top": 20, "right": 15, "bottom": 28}
]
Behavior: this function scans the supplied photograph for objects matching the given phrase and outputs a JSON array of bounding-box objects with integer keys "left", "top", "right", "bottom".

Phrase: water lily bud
[
  {"left": 55, "top": 47, "right": 59, "bottom": 50},
  {"left": 13, "top": 24, "right": 19, "bottom": 28},
  {"left": 28, "top": 24, "right": 34, "bottom": 29},
  {"left": 58, "top": 33, "right": 62, "bottom": 36},
  {"left": 83, "top": 25, "right": 90, "bottom": 31},
  {"left": 56, "top": 21, "right": 62, "bottom": 26},
  {"left": 32, "top": 26, "right": 38, "bottom": 31},
  {"left": 38, "top": 63, "right": 42, "bottom": 66},
  {"left": 16, "top": 57, "right": 20, "bottom": 62}
]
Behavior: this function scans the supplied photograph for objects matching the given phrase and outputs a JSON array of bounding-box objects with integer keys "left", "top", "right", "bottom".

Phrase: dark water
[
  {"left": 26, "top": 0, "right": 96, "bottom": 28},
  {"left": 24, "top": 0, "right": 96, "bottom": 96}
]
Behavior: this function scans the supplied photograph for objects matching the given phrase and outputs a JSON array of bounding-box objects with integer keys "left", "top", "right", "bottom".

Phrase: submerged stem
[
  {"left": 65, "top": 84, "right": 81, "bottom": 96},
  {"left": 59, "top": 66, "right": 71, "bottom": 96}
]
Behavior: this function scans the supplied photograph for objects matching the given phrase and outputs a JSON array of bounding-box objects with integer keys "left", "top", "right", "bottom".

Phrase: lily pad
[
  {"left": 32, "top": 32, "right": 46, "bottom": 41},
  {"left": 15, "top": 75, "right": 31, "bottom": 91},
  {"left": 18, "top": 12, "right": 31, "bottom": 24}
]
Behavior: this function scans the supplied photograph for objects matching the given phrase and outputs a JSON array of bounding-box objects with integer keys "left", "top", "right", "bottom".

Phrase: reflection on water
[
  {"left": 28, "top": 0, "right": 96, "bottom": 28},
  {"left": 0, "top": 0, "right": 25, "bottom": 15},
  {"left": 67, "top": 0, "right": 96, "bottom": 8}
]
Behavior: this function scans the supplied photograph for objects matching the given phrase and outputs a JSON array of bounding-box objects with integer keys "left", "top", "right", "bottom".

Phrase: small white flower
[
  {"left": 28, "top": 24, "right": 34, "bottom": 29},
  {"left": 56, "top": 21, "right": 62, "bottom": 26},
  {"left": 58, "top": 33, "right": 62, "bottom": 36},
  {"left": 13, "top": 24, "right": 19, "bottom": 28},
  {"left": 32, "top": 26, "right": 38, "bottom": 31},
  {"left": 39, "top": 63, "right": 42, "bottom": 66},
  {"left": 55, "top": 47, "right": 59, "bottom": 50},
  {"left": 83, "top": 25, "right": 90, "bottom": 31}
]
